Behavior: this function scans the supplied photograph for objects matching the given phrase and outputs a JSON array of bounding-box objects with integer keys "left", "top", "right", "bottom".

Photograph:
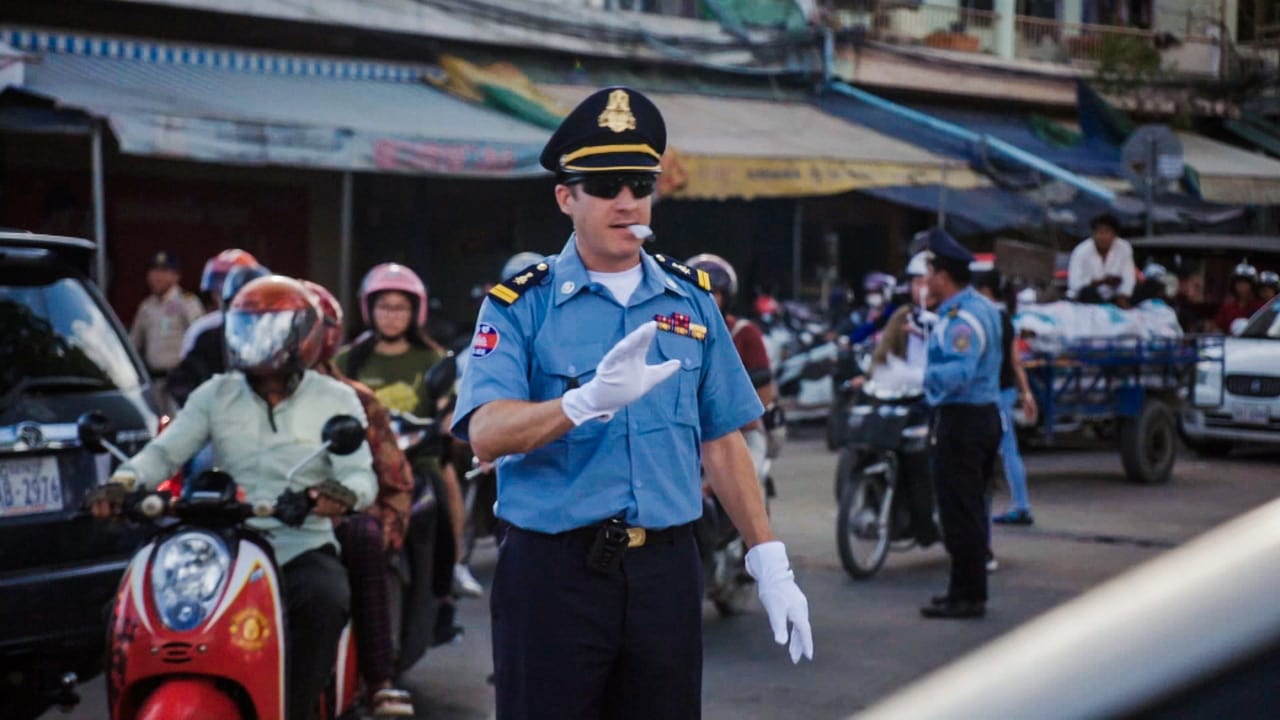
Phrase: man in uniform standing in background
[
  {"left": 129, "top": 250, "right": 206, "bottom": 414},
  {"left": 452, "top": 86, "right": 812, "bottom": 720},
  {"left": 920, "top": 228, "right": 1003, "bottom": 620}
]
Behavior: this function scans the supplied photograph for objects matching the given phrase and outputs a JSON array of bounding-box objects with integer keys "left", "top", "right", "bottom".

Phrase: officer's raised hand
[
  {"left": 746, "top": 541, "right": 814, "bottom": 663},
  {"left": 561, "top": 320, "right": 680, "bottom": 424}
]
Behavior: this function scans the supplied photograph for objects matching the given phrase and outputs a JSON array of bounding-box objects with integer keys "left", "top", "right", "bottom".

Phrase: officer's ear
[{"left": 554, "top": 183, "right": 578, "bottom": 216}]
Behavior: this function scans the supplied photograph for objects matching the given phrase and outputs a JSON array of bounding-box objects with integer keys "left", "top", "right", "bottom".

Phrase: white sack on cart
[{"left": 1013, "top": 300, "right": 1182, "bottom": 352}]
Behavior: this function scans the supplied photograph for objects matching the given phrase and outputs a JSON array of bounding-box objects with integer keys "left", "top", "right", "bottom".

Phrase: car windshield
[
  {"left": 0, "top": 269, "right": 142, "bottom": 397},
  {"left": 1241, "top": 297, "right": 1280, "bottom": 339}
]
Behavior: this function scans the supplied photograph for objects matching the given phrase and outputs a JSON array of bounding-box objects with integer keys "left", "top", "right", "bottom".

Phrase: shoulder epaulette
[
  {"left": 489, "top": 261, "right": 551, "bottom": 306},
  {"left": 652, "top": 254, "right": 712, "bottom": 292},
  {"left": 947, "top": 306, "right": 960, "bottom": 318}
]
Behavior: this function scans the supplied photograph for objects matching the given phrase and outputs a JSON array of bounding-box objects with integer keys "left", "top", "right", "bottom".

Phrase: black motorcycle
[
  {"left": 385, "top": 356, "right": 461, "bottom": 664},
  {"left": 834, "top": 382, "right": 939, "bottom": 580}
]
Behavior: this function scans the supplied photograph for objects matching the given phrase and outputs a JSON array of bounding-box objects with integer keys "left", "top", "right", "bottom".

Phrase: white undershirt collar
[{"left": 588, "top": 263, "right": 644, "bottom": 306}]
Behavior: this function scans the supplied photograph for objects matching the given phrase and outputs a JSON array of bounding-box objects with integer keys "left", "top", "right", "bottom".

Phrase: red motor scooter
[{"left": 79, "top": 411, "right": 368, "bottom": 720}]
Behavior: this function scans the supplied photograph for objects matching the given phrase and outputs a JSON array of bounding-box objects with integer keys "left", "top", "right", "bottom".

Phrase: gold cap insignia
[{"left": 598, "top": 90, "right": 637, "bottom": 134}]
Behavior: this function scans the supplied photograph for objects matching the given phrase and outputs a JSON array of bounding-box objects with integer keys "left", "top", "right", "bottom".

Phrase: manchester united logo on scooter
[{"left": 230, "top": 607, "right": 272, "bottom": 653}]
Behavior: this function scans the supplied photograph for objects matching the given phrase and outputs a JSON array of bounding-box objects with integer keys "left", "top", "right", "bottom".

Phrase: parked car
[
  {"left": 0, "top": 231, "right": 159, "bottom": 719},
  {"left": 1182, "top": 295, "right": 1280, "bottom": 456}
]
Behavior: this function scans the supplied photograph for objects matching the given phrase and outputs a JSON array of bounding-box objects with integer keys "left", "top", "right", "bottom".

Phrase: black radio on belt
[{"left": 586, "top": 517, "right": 629, "bottom": 574}]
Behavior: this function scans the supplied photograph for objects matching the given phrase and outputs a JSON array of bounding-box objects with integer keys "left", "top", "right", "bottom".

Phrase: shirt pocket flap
[
  {"left": 653, "top": 330, "right": 703, "bottom": 371},
  {"left": 534, "top": 341, "right": 605, "bottom": 383}
]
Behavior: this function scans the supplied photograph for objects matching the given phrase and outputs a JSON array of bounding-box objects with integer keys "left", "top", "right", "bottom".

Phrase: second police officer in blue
[
  {"left": 451, "top": 87, "right": 814, "bottom": 719},
  {"left": 921, "top": 228, "right": 1004, "bottom": 620}
]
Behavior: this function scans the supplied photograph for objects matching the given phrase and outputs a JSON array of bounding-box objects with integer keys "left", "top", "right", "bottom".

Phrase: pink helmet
[{"left": 359, "top": 263, "right": 427, "bottom": 327}]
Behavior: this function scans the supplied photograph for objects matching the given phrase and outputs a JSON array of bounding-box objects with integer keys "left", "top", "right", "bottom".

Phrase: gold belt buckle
[{"left": 626, "top": 527, "right": 646, "bottom": 548}]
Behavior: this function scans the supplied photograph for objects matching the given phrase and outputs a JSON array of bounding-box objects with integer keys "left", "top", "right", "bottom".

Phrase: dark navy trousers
[
  {"left": 491, "top": 524, "right": 703, "bottom": 720},
  {"left": 933, "top": 403, "right": 1001, "bottom": 604}
]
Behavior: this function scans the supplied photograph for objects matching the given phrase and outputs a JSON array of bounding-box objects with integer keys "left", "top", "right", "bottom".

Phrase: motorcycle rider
[
  {"left": 335, "top": 263, "right": 476, "bottom": 638},
  {"left": 90, "top": 275, "right": 376, "bottom": 720},
  {"left": 303, "top": 280, "right": 416, "bottom": 717},
  {"left": 1215, "top": 260, "right": 1264, "bottom": 333},
  {"left": 871, "top": 254, "right": 934, "bottom": 371},
  {"left": 687, "top": 254, "right": 778, "bottom": 481},
  {"left": 169, "top": 263, "right": 271, "bottom": 406},
  {"left": 181, "top": 248, "right": 260, "bottom": 358},
  {"left": 1258, "top": 270, "right": 1279, "bottom": 304}
]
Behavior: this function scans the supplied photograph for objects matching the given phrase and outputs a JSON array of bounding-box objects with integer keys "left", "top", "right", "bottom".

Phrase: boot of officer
[{"left": 93, "top": 276, "right": 376, "bottom": 719}]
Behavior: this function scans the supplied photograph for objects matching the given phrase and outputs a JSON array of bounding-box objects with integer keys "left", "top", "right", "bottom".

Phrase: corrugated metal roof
[{"left": 23, "top": 51, "right": 550, "bottom": 145}]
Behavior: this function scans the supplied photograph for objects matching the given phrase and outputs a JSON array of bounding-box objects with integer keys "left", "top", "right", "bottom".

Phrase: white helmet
[
  {"left": 502, "top": 252, "right": 546, "bottom": 281},
  {"left": 906, "top": 252, "right": 929, "bottom": 277}
]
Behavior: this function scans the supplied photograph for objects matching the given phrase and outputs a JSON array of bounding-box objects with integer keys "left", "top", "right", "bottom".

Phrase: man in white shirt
[{"left": 1067, "top": 214, "right": 1135, "bottom": 306}]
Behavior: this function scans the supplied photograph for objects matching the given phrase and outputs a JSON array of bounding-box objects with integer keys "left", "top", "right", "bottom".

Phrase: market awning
[
  {"left": 539, "top": 84, "right": 986, "bottom": 200},
  {"left": 3, "top": 28, "right": 551, "bottom": 176},
  {"left": 1177, "top": 131, "right": 1280, "bottom": 206}
]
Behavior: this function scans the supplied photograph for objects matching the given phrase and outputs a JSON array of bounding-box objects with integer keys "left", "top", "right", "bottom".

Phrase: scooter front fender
[{"left": 136, "top": 678, "right": 243, "bottom": 720}]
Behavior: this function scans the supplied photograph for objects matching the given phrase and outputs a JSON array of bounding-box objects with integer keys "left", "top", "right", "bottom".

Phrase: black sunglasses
[{"left": 565, "top": 174, "right": 657, "bottom": 200}]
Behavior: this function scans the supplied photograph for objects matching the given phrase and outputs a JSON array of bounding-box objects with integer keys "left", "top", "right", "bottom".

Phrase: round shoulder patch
[
  {"left": 949, "top": 323, "right": 973, "bottom": 352},
  {"left": 472, "top": 323, "right": 500, "bottom": 358}
]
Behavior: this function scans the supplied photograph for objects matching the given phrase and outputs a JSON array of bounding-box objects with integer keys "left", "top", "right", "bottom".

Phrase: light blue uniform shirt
[
  {"left": 925, "top": 286, "right": 1002, "bottom": 407},
  {"left": 452, "top": 237, "right": 763, "bottom": 533}
]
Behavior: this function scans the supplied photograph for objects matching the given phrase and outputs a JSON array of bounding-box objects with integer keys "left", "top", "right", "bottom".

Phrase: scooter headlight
[{"left": 151, "top": 532, "right": 231, "bottom": 631}]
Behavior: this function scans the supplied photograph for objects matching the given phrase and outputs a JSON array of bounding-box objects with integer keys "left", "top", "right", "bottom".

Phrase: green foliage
[{"left": 1095, "top": 34, "right": 1163, "bottom": 80}]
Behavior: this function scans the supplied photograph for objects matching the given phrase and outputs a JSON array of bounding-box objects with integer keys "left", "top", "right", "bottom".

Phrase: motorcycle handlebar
[{"left": 390, "top": 410, "right": 438, "bottom": 431}]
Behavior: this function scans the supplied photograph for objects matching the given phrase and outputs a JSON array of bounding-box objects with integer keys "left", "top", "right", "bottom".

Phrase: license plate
[
  {"left": 1232, "top": 402, "right": 1272, "bottom": 426},
  {"left": 0, "top": 456, "right": 64, "bottom": 517}
]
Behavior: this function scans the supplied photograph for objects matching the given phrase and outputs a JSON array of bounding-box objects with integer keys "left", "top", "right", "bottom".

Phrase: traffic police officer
[
  {"left": 920, "top": 228, "right": 1003, "bottom": 620},
  {"left": 129, "top": 250, "right": 206, "bottom": 413},
  {"left": 452, "top": 87, "right": 813, "bottom": 720}
]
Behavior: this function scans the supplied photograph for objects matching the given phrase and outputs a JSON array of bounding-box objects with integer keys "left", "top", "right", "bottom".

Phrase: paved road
[{"left": 52, "top": 431, "right": 1280, "bottom": 719}]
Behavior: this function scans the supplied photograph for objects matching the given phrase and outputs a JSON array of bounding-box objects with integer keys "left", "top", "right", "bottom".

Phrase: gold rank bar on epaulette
[
  {"left": 652, "top": 253, "right": 712, "bottom": 292},
  {"left": 489, "top": 262, "right": 551, "bottom": 307}
]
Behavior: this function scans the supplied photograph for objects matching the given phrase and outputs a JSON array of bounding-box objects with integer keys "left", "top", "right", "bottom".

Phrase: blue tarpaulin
[{"left": 816, "top": 83, "right": 1125, "bottom": 181}]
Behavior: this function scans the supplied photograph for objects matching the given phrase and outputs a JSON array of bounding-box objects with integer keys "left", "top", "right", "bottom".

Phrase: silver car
[{"left": 1182, "top": 296, "right": 1280, "bottom": 456}]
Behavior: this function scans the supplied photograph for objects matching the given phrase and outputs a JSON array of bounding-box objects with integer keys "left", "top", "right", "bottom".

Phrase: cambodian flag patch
[{"left": 472, "top": 323, "right": 500, "bottom": 358}]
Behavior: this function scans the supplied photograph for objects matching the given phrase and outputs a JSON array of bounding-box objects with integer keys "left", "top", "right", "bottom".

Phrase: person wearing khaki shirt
[{"left": 130, "top": 251, "right": 206, "bottom": 412}]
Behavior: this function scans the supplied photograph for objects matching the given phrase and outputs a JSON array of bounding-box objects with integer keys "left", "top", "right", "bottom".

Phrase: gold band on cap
[
  {"left": 561, "top": 163, "right": 663, "bottom": 173},
  {"left": 559, "top": 143, "right": 661, "bottom": 167}
]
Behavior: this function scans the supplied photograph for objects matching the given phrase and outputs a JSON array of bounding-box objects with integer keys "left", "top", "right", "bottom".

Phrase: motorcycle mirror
[
  {"left": 76, "top": 411, "right": 116, "bottom": 454},
  {"left": 321, "top": 415, "right": 366, "bottom": 456},
  {"left": 425, "top": 354, "right": 458, "bottom": 399}
]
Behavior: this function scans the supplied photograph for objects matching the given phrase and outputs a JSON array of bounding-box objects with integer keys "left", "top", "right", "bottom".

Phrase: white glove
[
  {"left": 561, "top": 321, "right": 681, "bottom": 425},
  {"left": 745, "top": 541, "right": 814, "bottom": 664},
  {"left": 911, "top": 308, "right": 940, "bottom": 334}
]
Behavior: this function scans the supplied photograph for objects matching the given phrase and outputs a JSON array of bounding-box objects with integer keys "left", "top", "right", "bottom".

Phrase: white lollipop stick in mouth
[{"left": 628, "top": 224, "right": 655, "bottom": 242}]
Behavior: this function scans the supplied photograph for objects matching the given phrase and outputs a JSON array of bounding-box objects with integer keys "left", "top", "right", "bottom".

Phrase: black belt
[{"left": 516, "top": 522, "right": 689, "bottom": 549}]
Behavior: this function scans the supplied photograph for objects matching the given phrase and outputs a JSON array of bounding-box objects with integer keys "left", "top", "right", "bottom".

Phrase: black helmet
[
  {"left": 221, "top": 264, "right": 272, "bottom": 307},
  {"left": 685, "top": 254, "right": 738, "bottom": 299}
]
